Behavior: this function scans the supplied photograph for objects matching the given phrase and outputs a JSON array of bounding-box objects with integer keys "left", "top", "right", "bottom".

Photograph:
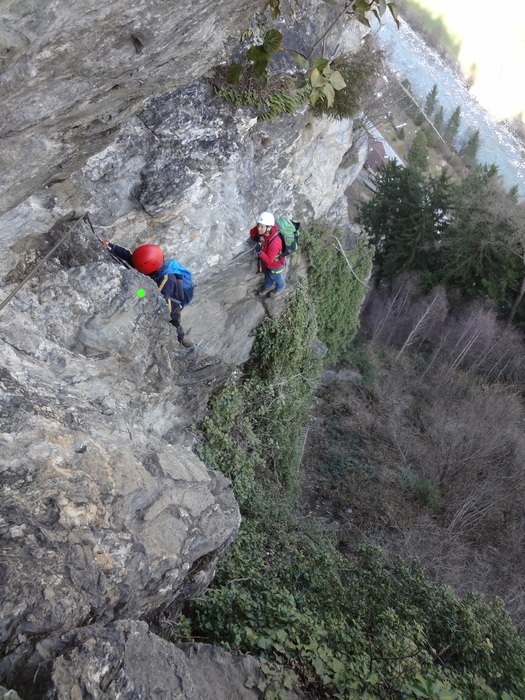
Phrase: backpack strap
[{"left": 268, "top": 231, "right": 286, "bottom": 262}]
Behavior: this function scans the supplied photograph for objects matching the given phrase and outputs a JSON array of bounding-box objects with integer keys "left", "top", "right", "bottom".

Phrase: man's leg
[
  {"left": 269, "top": 269, "right": 286, "bottom": 294},
  {"left": 170, "top": 304, "right": 194, "bottom": 348},
  {"left": 258, "top": 267, "right": 276, "bottom": 296}
]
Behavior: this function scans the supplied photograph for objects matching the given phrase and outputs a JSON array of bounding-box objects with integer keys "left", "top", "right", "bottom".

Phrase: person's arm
[
  {"left": 249, "top": 226, "right": 262, "bottom": 242},
  {"left": 102, "top": 241, "right": 133, "bottom": 266}
]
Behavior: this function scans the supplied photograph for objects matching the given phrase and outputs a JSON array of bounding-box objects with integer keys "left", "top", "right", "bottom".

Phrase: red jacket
[{"left": 249, "top": 225, "right": 286, "bottom": 270}]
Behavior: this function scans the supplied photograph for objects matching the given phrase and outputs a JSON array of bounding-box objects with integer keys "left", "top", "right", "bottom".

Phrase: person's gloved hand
[{"left": 255, "top": 243, "right": 263, "bottom": 253}]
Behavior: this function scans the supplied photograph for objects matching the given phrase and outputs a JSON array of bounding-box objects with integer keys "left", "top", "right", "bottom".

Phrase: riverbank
[{"left": 374, "top": 14, "right": 525, "bottom": 195}]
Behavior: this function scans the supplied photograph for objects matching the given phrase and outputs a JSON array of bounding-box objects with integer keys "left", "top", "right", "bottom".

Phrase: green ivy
[{"left": 301, "top": 225, "right": 373, "bottom": 360}]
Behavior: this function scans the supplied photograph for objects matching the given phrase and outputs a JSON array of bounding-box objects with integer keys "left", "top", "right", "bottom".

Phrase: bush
[
  {"left": 311, "top": 39, "right": 384, "bottom": 120},
  {"left": 212, "top": 68, "right": 310, "bottom": 121},
  {"left": 413, "top": 111, "right": 425, "bottom": 126},
  {"left": 301, "top": 225, "right": 373, "bottom": 360}
]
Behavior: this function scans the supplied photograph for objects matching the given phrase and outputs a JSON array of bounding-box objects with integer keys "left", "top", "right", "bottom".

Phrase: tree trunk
[{"left": 507, "top": 274, "right": 525, "bottom": 325}]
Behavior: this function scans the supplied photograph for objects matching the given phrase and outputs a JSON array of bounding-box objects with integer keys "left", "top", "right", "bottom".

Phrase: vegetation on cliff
[
  {"left": 181, "top": 6, "right": 525, "bottom": 698},
  {"left": 181, "top": 224, "right": 525, "bottom": 700}
]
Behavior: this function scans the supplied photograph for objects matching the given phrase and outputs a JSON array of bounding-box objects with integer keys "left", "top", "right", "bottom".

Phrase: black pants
[{"left": 169, "top": 303, "right": 185, "bottom": 340}]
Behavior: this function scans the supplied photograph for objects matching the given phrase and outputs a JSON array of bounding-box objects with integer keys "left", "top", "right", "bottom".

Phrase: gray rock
[
  {"left": 0, "top": 257, "right": 249, "bottom": 685},
  {"left": 0, "top": 224, "right": 293, "bottom": 692},
  {"left": 36, "top": 622, "right": 303, "bottom": 699},
  {"left": 0, "top": 0, "right": 371, "bottom": 695},
  {"left": 0, "top": 0, "right": 261, "bottom": 214},
  {"left": 0, "top": 688, "right": 23, "bottom": 700}
]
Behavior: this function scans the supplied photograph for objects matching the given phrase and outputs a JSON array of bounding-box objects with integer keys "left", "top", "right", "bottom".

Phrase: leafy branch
[
  {"left": 223, "top": 0, "right": 398, "bottom": 111},
  {"left": 225, "top": 30, "right": 347, "bottom": 109}
]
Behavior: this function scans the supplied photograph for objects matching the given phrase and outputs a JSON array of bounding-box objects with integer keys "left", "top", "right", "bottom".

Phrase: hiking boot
[
  {"left": 269, "top": 288, "right": 285, "bottom": 298},
  {"left": 178, "top": 336, "right": 195, "bottom": 349},
  {"left": 258, "top": 287, "right": 273, "bottom": 297}
]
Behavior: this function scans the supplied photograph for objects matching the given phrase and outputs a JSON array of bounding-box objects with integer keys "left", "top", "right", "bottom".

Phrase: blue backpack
[{"left": 156, "top": 259, "right": 195, "bottom": 306}]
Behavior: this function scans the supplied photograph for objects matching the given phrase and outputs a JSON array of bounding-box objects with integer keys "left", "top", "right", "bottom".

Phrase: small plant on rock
[{"left": 310, "top": 41, "right": 384, "bottom": 119}]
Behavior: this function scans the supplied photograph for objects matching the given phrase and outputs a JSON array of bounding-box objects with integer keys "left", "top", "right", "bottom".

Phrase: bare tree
[{"left": 395, "top": 287, "right": 447, "bottom": 360}]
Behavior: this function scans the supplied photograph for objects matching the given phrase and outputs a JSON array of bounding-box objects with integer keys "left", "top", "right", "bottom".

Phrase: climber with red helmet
[
  {"left": 101, "top": 240, "right": 194, "bottom": 348},
  {"left": 249, "top": 211, "right": 286, "bottom": 297}
]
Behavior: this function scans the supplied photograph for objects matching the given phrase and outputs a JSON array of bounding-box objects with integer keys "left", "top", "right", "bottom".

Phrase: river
[{"left": 373, "top": 15, "right": 525, "bottom": 195}]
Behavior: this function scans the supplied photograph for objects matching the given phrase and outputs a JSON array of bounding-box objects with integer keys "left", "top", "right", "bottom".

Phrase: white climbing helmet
[{"left": 257, "top": 211, "right": 275, "bottom": 227}]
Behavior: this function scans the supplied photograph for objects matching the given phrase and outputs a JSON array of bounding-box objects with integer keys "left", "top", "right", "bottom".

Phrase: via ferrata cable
[{"left": 0, "top": 215, "right": 86, "bottom": 315}]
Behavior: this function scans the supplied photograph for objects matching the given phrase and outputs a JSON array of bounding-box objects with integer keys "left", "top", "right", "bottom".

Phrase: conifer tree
[
  {"left": 359, "top": 163, "right": 452, "bottom": 287},
  {"left": 433, "top": 105, "right": 445, "bottom": 134},
  {"left": 442, "top": 165, "right": 523, "bottom": 307},
  {"left": 459, "top": 128, "right": 480, "bottom": 167},
  {"left": 444, "top": 105, "right": 462, "bottom": 146},
  {"left": 424, "top": 83, "right": 438, "bottom": 116},
  {"left": 408, "top": 130, "right": 429, "bottom": 171}
]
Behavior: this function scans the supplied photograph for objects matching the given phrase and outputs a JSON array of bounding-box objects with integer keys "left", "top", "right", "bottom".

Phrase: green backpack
[{"left": 275, "top": 218, "right": 300, "bottom": 257}]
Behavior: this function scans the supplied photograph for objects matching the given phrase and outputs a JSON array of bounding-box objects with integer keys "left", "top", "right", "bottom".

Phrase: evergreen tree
[
  {"left": 423, "top": 126, "right": 439, "bottom": 149},
  {"left": 442, "top": 165, "right": 523, "bottom": 306},
  {"left": 433, "top": 105, "right": 445, "bottom": 134},
  {"left": 424, "top": 83, "right": 438, "bottom": 116},
  {"left": 359, "top": 159, "right": 406, "bottom": 273},
  {"left": 408, "top": 130, "right": 429, "bottom": 171},
  {"left": 359, "top": 162, "right": 453, "bottom": 287},
  {"left": 508, "top": 184, "right": 520, "bottom": 203},
  {"left": 444, "top": 105, "right": 461, "bottom": 146},
  {"left": 459, "top": 128, "right": 480, "bottom": 167}
]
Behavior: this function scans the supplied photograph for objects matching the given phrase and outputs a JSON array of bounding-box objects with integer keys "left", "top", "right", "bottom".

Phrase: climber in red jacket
[{"left": 249, "top": 211, "right": 286, "bottom": 297}]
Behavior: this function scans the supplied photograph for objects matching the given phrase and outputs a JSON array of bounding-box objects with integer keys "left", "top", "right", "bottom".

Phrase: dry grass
[{"left": 300, "top": 333, "right": 525, "bottom": 627}]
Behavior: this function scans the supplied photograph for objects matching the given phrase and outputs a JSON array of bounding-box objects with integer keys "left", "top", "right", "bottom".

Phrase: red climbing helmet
[{"left": 132, "top": 244, "right": 164, "bottom": 274}]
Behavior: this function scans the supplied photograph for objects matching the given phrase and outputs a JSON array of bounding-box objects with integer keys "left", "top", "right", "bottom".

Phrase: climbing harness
[{"left": 0, "top": 215, "right": 87, "bottom": 315}]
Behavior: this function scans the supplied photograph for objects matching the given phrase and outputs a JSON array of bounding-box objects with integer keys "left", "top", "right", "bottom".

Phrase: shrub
[
  {"left": 311, "top": 39, "right": 384, "bottom": 120},
  {"left": 401, "top": 467, "right": 442, "bottom": 513},
  {"left": 301, "top": 225, "right": 373, "bottom": 360},
  {"left": 212, "top": 69, "right": 310, "bottom": 121},
  {"left": 413, "top": 110, "right": 425, "bottom": 126}
]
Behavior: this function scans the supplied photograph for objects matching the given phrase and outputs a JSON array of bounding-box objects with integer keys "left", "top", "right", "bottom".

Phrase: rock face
[
  {"left": 0, "top": 249, "right": 247, "bottom": 693},
  {"left": 0, "top": 0, "right": 369, "bottom": 696},
  {"left": 0, "top": 0, "right": 261, "bottom": 214},
  {"left": 41, "top": 622, "right": 302, "bottom": 700}
]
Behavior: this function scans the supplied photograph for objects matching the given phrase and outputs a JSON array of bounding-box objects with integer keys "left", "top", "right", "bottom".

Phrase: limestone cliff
[
  {"left": 0, "top": 0, "right": 367, "bottom": 696},
  {"left": 0, "top": 0, "right": 261, "bottom": 214}
]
